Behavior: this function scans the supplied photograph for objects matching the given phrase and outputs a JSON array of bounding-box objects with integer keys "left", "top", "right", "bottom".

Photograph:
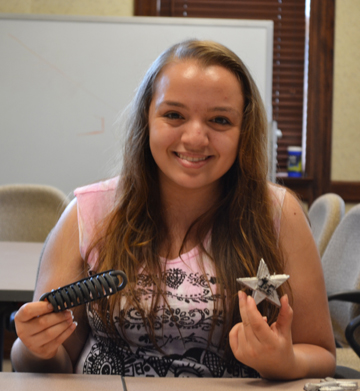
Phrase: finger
[
  {"left": 48, "top": 321, "right": 77, "bottom": 348},
  {"left": 16, "top": 309, "right": 74, "bottom": 340},
  {"left": 272, "top": 294, "right": 293, "bottom": 337},
  {"left": 31, "top": 316, "right": 76, "bottom": 348},
  {"left": 15, "top": 301, "right": 54, "bottom": 323},
  {"left": 30, "top": 321, "right": 77, "bottom": 360},
  {"left": 238, "top": 292, "right": 261, "bottom": 347},
  {"left": 238, "top": 291, "right": 249, "bottom": 326},
  {"left": 244, "top": 294, "right": 270, "bottom": 343}
]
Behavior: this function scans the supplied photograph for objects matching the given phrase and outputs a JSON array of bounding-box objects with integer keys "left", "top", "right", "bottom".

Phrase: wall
[
  {"left": 332, "top": 0, "right": 360, "bottom": 212},
  {"left": 0, "top": 0, "right": 133, "bottom": 16},
  {"left": 332, "top": 0, "right": 360, "bottom": 182},
  {"left": 1, "top": 0, "right": 359, "bottom": 209}
]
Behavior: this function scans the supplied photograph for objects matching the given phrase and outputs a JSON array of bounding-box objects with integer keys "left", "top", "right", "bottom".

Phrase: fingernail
[
  {"left": 65, "top": 310, "right": 74, "bottom": 319},
  {"left": 247, "top": 295, "right": 255, "bottom": 305},
  {"left": 239, "top": 291, "right": 246, "bottom": 301},
  {"left": 73, "top": 321, "right": 78, "bottom": 327},
  {"left": 47, "top": 303, "right": 53, "bottom": 310}
]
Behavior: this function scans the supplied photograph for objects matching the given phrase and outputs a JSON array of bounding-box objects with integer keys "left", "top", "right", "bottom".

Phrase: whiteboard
[{"left": 0, "top": 14, "right": 273, "bottom": 196}]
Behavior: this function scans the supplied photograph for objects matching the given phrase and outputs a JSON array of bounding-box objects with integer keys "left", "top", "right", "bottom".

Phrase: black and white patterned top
[{"left": 74, "top": 178, "right": 286, "bottom": 377}]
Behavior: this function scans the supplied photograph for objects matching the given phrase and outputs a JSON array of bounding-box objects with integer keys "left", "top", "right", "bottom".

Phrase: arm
[
  {"left": 280, "top": 191, "right": 336, "bottom": 378},
  {"left": 229, "top": 190, "right": 336, "bottom": 379},
  {"left": 11, "top": 199, "right": 90, "bottom": 373}
]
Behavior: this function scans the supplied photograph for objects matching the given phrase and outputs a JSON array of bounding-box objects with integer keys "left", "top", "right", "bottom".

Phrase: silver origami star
[{"left": 236, "top": 258, "right": 289, "bottom": 307}]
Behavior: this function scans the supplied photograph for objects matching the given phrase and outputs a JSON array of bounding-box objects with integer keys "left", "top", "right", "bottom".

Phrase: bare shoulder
[
  {"left": 278, "top": 190, "right": 313, "bottom": 258},
  {"left": 34, "top": 198, "right": 86, "bottom": 300},
  {"left": 279, "top": 187, "right": 307, "bottom": 221}
]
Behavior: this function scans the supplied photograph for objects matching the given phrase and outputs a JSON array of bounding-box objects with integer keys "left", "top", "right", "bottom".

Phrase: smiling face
[{"left": 148, "top": 60, "right": 244, "bottom": 195}]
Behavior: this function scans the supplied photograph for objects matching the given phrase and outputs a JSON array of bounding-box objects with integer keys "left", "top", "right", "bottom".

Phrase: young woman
[{"left": 11, "top": 40, "right": 336, "bottom": 379}]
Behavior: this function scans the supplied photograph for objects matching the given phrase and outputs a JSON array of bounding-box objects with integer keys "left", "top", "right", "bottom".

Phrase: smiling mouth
[{"left": 175, "top": 152, "right": 210, "bottom": 162}]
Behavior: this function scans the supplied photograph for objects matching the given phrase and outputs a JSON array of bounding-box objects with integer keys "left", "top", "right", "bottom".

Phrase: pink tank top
[{"left": 73, "top": 177, "right": 286, "bottom": 377}]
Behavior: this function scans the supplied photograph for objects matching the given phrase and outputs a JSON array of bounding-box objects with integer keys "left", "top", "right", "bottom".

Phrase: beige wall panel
[
  {"left": 0, "top": 0, "right": 31, "bottom": 13},
  {"left": 345, "top": 203, "right": 357, "bottom": 214},
  {"left": 0, "top": 0, "right": 133, "bottom": 16},
  {"left": 332, "top": 0, "right": 360, "bottom": 181}
]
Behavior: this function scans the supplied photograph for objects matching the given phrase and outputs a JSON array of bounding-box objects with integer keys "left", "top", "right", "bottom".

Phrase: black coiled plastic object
[{"left": 39, "top": 270, "right": 127, "bottom": 312}]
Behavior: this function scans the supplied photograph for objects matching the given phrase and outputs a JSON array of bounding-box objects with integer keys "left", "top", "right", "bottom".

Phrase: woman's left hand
[
  {"left": 229, "top": 290, "right": 296, "bottom": 379},
  {"left": 228, "top": 191, "right": 336, "bottom": 380}
]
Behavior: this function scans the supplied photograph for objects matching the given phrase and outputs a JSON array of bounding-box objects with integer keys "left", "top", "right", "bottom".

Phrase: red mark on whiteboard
[{"left": 78, "top": 117, "right": 105, "bottom": 136}]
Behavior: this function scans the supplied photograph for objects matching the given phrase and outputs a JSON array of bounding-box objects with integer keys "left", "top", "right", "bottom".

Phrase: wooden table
[{"left": 0, "top": 372, "right": 320, "bottom": 391}]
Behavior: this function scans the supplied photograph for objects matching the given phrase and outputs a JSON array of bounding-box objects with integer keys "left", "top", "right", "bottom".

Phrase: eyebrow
[
  {"left": 156, "top": 100, "right": 187, "bottom": 109},
  {"left": 208, "top": 106, "right": 242, "bottom": 118},
  {"left": 157, "top": 100, "right": 241, "bottom": 117}
]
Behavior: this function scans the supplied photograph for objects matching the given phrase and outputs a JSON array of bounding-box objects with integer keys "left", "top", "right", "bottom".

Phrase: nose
[{"left": 181, "top": 120, "right": 209, "bottom": 149}]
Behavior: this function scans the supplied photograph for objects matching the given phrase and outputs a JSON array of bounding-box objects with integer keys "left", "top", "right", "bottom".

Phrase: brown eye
[
  {"left": 212, "top": 117, "right": 231, "bottom": 125},
  {"left": 165, "top": 112, "right": 183, "bottom": 120}
]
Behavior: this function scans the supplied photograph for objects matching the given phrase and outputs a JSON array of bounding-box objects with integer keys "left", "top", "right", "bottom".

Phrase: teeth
[{"left": 177, "top": 153, "right": 207, "bottom": 162}]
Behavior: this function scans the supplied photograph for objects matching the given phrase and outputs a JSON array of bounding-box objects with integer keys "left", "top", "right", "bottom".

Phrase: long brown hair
[{"left": 86, "top": 40, "right": 286, "bottom": 355}]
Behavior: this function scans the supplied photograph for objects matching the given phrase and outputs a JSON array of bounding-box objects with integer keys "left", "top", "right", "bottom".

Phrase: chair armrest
[
  {"left": 328, "top": 290, "right": 360, "bottom": 304},
  {"left": 327, "top": 290, "right": 360, "bottom": 350},
  {"left": 6, "top": 311, "right": 17, "bottom": 334},
  {"left": 346, "top": 314, "right": 360, "bottom": 358}
]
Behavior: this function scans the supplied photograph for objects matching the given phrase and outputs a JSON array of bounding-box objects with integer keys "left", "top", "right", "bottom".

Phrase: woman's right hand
[{"left": 14, "top": 301, "right": 77, "bottom": 360}]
